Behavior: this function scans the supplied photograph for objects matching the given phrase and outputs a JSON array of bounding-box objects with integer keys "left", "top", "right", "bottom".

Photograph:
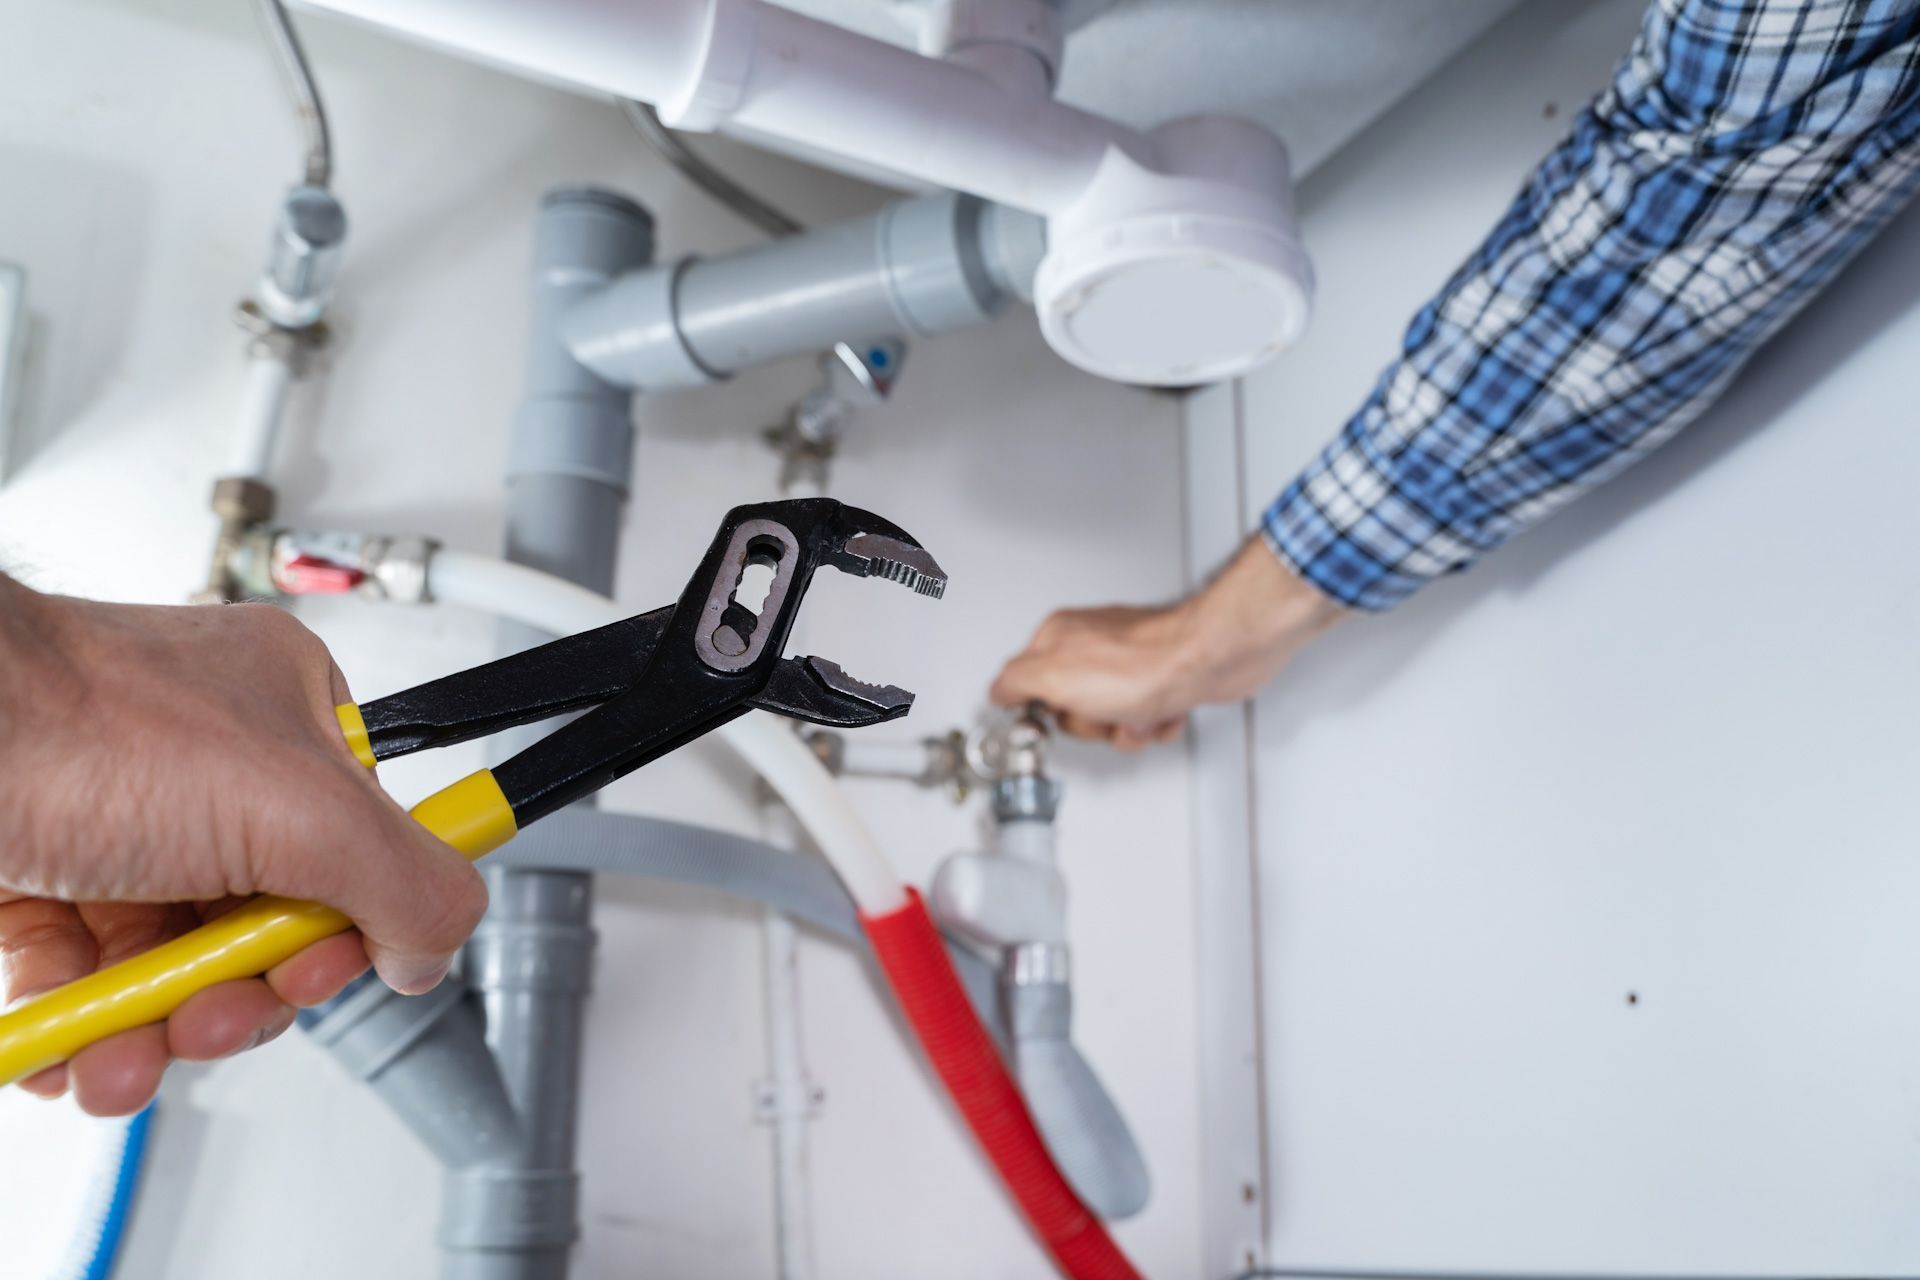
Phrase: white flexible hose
[
  {"left": 726, "top": 715, "right": 908, "bottom": 914},
  {"left": 837, "top": 739, "right": 938, "bottom": 781},
  {"left": 227, "top": 353, "right": 296, "bottom": 478},
  {"left": 425, "top": 549, "right": 910, "bottom": 915},
  {"left": 427, "top": 550, "right": 624, "bottom": 637}
]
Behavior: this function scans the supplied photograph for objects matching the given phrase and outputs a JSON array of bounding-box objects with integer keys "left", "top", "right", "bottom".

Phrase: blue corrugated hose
[{"left": 78, "top": 1103, "right": 153, "bottom": 1280}]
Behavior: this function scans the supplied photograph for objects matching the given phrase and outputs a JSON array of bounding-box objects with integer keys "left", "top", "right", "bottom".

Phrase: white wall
[
  {"left": 0, "top": 2, "right": 1206, "bottom": 1276},
  {"left": 1188, "top": 1, "right": 1920, "bottom": 1274}
]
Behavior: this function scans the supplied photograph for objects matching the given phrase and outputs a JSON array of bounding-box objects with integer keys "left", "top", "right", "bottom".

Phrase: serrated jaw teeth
[
  {"left": 872, "top": 557, "right": 945, "bottom": 598},
  {"left": 806, "top": 657, "right": 914, "bottom": 712},
  {"left": 843, "top": 533, "right": 948, "bottom": 600}
]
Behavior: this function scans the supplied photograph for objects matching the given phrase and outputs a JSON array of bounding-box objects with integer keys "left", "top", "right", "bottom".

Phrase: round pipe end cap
[{"left": 1034, "top": 214, "right": 1312, "bottom": 387}]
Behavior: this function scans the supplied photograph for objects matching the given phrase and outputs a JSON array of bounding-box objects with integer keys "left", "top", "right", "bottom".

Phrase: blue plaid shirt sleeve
[{"left": 1265, "top": 0, "right": 1920, "bottom": 610}]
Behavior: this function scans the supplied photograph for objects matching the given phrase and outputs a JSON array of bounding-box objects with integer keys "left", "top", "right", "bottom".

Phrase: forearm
[
  {"left": 1166, "top": 536, "right": 1346, "bottom": 704},
  {"left": 1268, "top": 0, "right": 1920, "bottom": 610},
  {"left": 989, "top": 536, "right": 1345, "bottom": 745}
]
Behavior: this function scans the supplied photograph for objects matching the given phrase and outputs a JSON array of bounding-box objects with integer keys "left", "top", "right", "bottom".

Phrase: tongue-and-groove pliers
[{"left": 0, "top": 497, "right": 946, "bottom": 1086}]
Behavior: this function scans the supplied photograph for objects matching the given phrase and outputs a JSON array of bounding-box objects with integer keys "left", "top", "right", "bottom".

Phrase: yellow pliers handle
[{"left": 0, "top": 708, "right": 515, "bottom": 1090}]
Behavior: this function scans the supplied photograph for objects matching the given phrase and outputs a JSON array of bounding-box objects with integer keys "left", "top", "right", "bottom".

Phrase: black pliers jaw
[{"left": 356, "top": 498, "right": 946, "bottom": 827}]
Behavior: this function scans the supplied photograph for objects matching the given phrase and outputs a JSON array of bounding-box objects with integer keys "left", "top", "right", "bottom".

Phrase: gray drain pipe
[
  {"left": 452, "top": 187, "right": 655, "bottom": 1280},
  {"left": 286, "top": 187, "right": 650, "bottom": 1280},
  {"left": 559, "top": 191, "right": 1045, "bottom": 390},
  {"left": 299, "top": 974, "right": 521, "bottom": 1173},
  {"left": 298, "top": 814, "right": 1015, "bottom": 1265}
]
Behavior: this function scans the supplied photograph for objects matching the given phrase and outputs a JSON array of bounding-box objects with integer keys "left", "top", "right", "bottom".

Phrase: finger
[
  {"left": 987, "top": 662, "right": 1031, "bottom": 708},
  {"left": 17, "top": 1064, "right": 68, "bottom": 1099},
  {"left": 346, "top": 814, "right": 485, "bottom": 995},
  {"left": 990, "top": 653, "right": 1064, "bottom": 709},
  {"left": 1028, "top": 613, "right": 1068, "bottom": 649},
  {"left": 251, "top": 1004, "right": 298, "bottom": 1052},
  {"left": 273, "top": 765, "right": 488, "bottom": 997},
  {"left": 191, "top": 899, "right": 365, "bottom": 995},
  {"left": 266, "top": 930, "right": 370, "bottom": 1007},
  {"left": 167, "top": 979, "right": 294, "bottom": 1062},
  {"left": 194, "top": 895, "right": 252, "bottom": 925},
  {"left": 0, "top": 898, "right": 97, "bottom": 1005},
  {"left": 16, "top": 905, "right": 185, "bottom": 1110},
  {"left": 67, "top": 1024, "right": 168, "bottom": 1117},
  {"left": 1113, "top": 717, "right": 1187, "bottom": 751},
  {"left": 75, "top": 901, "right": 182, "bottom": 967},
  {"left": 1053, "top": 710, "right": 1114, "bottom": 742}
]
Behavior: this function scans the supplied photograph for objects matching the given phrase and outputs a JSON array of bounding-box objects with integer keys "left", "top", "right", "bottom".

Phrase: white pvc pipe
[
  {"left": 837, "top": 738, "right": 937, "bottom": 781},
  {"left": 427, "top": 550, "right": 622, "bottom": 636},
  {"left": 294, "top": 0, "right": 710, "bottom": 115},
  {"left": 761, "top": 909, "right": 813, "bottom": 1280},
  {"left": 757, "top": 804, "right": 816, "bottom": 1280},
  {"left": 294, "top": 0, "right": 1141, "bottom": 216},
  {"left": 227, "top": 352, "right": 297, "bottom": 478},
  {"left": 424, "top": 549, "right": 911, "bottom": 915},
  {"left": 722, "top": 2, "right": 1136, "bottom": 213}
]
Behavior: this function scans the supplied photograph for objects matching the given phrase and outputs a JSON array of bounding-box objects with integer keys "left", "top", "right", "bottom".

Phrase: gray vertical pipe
[{"left": 441, "top": 187, "right": 653, "bottom": 1280}]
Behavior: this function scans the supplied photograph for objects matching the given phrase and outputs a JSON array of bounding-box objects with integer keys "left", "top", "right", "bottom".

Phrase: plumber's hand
[
  {"left": 0, "top": 577, "right": 488, "bottom": 1115},
  {"left": 990, "top": 538, "right": 1347, "bottom": 750}
]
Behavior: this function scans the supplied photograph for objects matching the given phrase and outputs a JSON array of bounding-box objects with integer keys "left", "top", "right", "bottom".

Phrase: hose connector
[{"left": 228, "top": 527, "right": 440, "bottom": 603}]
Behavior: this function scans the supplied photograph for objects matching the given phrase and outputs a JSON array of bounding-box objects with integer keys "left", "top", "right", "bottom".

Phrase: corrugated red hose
[{"left": 862, "top": 889, "right": 1144, "bottom": 1280}]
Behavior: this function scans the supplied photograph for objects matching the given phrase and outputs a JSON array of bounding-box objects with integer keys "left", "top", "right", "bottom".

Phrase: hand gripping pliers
[{"left": 0, "top": 498, "right": 947, "bottom": 1087}]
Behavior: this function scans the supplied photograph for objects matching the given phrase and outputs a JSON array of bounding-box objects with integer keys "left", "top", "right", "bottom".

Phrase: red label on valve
[{"left": 277, "top": 555, "right": 366, "bottom": 595}]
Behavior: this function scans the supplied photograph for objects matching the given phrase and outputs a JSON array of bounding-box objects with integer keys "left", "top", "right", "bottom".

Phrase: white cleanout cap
[
  {"left": 1035, "top": 217, "right": 1312, "bottom": 386},
  {"left": 1034, "top": 115, "right": 1315, "bottom": 387}
]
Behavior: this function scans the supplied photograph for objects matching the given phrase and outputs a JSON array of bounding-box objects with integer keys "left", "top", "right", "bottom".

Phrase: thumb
[
  {"left": 314, "top": 663, "right": 488, "bottom": 995},
  {"left": 989, "top": 652, "right": 1062, "bottom": 709},
  {"left": 280, "top": 763, "right": 491, "bottom": 996}
]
